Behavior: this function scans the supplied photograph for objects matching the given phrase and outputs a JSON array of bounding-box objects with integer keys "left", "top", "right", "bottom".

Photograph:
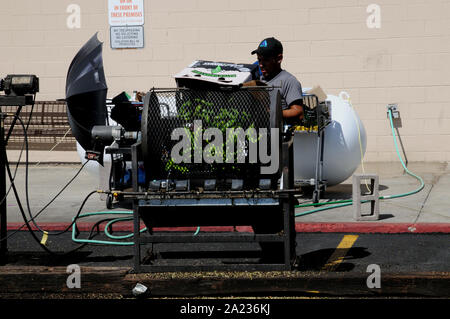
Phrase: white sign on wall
[
  {"left": 111, "top": 26, "right": 144, "bottom": 49},
  {"left": 108, "top": 0, "right": 144, "bottom": 49},
  {"left": 108, "top": 0, "right": 144, "bottom": 27}
]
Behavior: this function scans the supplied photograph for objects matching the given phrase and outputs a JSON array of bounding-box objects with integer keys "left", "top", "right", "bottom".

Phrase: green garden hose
[
  {"left": 294, "top": 108, "right": 425, "bottom": 217},
  {"left": 71, "top": 211, "right": 142, "bottom": 246}
]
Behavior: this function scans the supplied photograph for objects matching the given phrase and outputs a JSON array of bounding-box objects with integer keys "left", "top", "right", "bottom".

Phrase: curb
[
  {"left": 7, "top": 222, "right": 450, "bottom": 234},
  {"left": 294, "top": 222, "right": 450, "bottom": 234}
]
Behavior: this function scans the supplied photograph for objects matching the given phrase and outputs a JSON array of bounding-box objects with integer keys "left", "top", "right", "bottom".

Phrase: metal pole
[{"left": 0, "top": 111, "right": 7, "bottom": 264}]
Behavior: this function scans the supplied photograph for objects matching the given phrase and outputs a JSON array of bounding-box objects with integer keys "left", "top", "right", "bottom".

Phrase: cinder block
[
  {"left": 44, "top": 62, "right": 68, "bottom": 77},
  {"left": 425, "top": 87, "right": 450, "bottom": 103},
  {"left": 424, "top": 152, "right": 446, "bottom": 162},
  {"left": 183, "top": 44, "right": 216, "bottom": 61},
  {"left": 292, "top": 0, "right": 326, "bottom": 10},
  {"left": 197, "top": 28, "right": 231, "bottom": 44},
  {"left": 148, "top": 0, "right": 197, "bottom": 13},
  {"left": 229, "top": 0, "right": 262, "bottom": 11},
  {"left": 261, "top": 0, "right": 292, "bottom": 10},
  {"left": 309, "top": 7, "right": 342, "bottom": 24},
  {"left": 391, "top": 54, "right": 424, "bottom": 71},
  {"left": 359, "top": 88, "right": 388, "bottom": 103},
  {"left": 342, "top": 71, "right": 376, "bottom": 88},
  {"left": 353, "top": 174, "right": 379, "bottom": 221},
  {"left": 407, "top": 4, "right": 441, "bottom": 20},
  {"left": 152, "top": 44, "right": 184, "bottom": 61},
  {"left": 0, "top": 62, "right": 14, "bottom": 74},
  {"left": 136, "top": 61, "right": 169, "bottom": 76},
  {"left": 310, "top": 40, "right": 345, "bottom": 57},
  {"left": 149, "top": 13, "right": 170, "bottom": 29},
  {"left": 230, "top": 27, "right": 262, "bottom": 43},
  {"left": 389, "top": 87, "right": 426, "bottom": 103},
  {"left": 308, "top": 72, "right": 344, "bottom": 89},
  {"left": 259, "top": 25, "right": 294, "bottom": 41},
  {"left": 13, "top": 62, "right": 46, "bottom": 77}
]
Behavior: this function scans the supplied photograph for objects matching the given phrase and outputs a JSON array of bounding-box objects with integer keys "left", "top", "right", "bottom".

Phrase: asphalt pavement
[{"left": 5, "top": 231, "right": 449, "bottom": 273}]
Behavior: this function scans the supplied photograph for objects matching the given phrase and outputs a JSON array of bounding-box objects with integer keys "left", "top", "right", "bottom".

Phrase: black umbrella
[{"left": 65, "top": 33, "right": 108, "bottom": 164}]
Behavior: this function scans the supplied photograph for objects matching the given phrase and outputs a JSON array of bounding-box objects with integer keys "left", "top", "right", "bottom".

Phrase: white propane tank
[
  {"left": 76, "top": 143, "right": 111, "bottom": 197},
  {"left": 76, "top": 112, "right": 116, "bottom": 198},
  {"left": 293, "top": 92, "right": 367, "bottom": 186}
]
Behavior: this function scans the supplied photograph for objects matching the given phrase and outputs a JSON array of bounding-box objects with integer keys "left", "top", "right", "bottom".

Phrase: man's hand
[{"left": 135, "top": 91, "right": 145, "bottom": 102}]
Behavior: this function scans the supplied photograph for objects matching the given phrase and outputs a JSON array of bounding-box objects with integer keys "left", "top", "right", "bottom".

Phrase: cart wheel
[
  {"left": 312, "top": 191, "right": 319, "bottom": 204},
  {"left": 106, "top": 194, "right": 113, "bottom": 209}
]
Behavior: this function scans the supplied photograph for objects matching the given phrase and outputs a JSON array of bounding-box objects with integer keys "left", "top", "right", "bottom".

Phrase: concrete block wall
[{"left": 0, "top": 0, "right": 449, "bottom": 162}]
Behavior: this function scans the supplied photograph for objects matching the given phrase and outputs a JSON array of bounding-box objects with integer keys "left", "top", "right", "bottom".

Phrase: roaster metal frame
[
  {"left": 110, "top": 86, "right": 299, "bottom": 272},
  {"left": 127, "top": 137, "right": 296, "bottom": 272}
]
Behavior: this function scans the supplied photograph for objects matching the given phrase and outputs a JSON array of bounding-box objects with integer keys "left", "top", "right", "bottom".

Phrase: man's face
[{"left": 257, "top": 54, "right": 282, "bottom": 79}]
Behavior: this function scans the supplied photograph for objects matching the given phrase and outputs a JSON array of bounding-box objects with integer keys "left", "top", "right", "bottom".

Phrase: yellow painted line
[
  {"left": 322, "top": 235, "right": 359, "bottom": 271},
  {"left": 305, "top": 290, "right": 320, "bottom": 294}
]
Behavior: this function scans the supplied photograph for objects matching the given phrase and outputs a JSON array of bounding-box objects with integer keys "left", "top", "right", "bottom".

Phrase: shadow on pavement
[
  {"left": 321, "top": 184, "right": 389, "bottom": 200},
  {"left": 298, "top": 247, "right": 371, "bottom": 271}
]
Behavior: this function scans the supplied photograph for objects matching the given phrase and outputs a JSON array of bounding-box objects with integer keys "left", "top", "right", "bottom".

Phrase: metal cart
[{"left": 293, "top": 93, "right": 331, "bottom": 203}]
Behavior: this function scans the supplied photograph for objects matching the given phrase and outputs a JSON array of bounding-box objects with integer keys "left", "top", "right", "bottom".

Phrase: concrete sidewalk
[
  {"left": 295, "top": 161, "right": 450, "bottom": 233},
  {"left": 6, "top": 150, "right": 80, "bottom": 164},
  {"left": 4, "top": 150, "right": 450, "bottom": 233}
]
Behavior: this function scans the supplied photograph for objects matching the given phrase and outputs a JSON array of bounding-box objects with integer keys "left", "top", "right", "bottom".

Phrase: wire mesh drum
[{"left": 141, "top": 87, "right": 280, "bottom": 188}]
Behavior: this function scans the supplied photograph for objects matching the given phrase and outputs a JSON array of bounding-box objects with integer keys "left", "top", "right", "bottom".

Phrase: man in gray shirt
[
  {"left": 249, "top": 37, "right": 303, "bottom": 264},
  {"left": 251, "top": 37, "right": 304, "bottom": 123}
]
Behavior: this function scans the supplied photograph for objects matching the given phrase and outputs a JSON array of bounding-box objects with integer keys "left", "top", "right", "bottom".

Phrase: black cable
[
  {"left": 1, "top": 185, "right": 97, "bottom": 256},
  {"left": 1, "top": 100, "right": 131, "bottom": 254},
  {"left": 14, "top": 111, "right": 44, "bottom": 232},
  {"left": 38, "top": 214, "right": 117, "bottom": 256},
  {"left": 81, "top": 217, "right": 118, "bottom": 245},
  {"left": 11, "top": 109, "right": 84, "bottom": 235},
  {"left": 2, "top": 103, "right": 40, "bottom": 231},
  {"left": 0, "top": 154, "right": 89, "bottom": 243},
  {"left": 6, "top": 114, "right": 90, "bottom": 235},
  {"left": 0, "top": 102, "right": 34, "bottom": 207},
  {"left": 46, "top": 189, "right": 97, "bottom": 236},
  {"left": 0, "top": 101, "right": 98, "bottom": 255},
  {"left": 109, "top": 154, "right": 114, "bottom": 190},
  {"left": 0, "top": 119, "right": 27, "bottom": 207},
  {"left": 5, "top": 147, "right": 60, "bottom": 254},
  {"left": 22, "top": 102, "right": 40, "bottom": 231},
  {"left": 6, "top": 160, "right": 90, "bottom": 236}
]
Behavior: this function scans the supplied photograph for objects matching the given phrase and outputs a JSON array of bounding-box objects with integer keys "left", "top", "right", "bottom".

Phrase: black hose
[
  {"left": 0, "top": 114, "right": 93, "bottom": 254},
  {"left": 0, "top": 118, "right": 27, "bottom": 207},
  {"left": 23, "top": 102, "right": 41, "bottom": 231},
  {"left": 0, "top": 108, "right": 97, "bottom": 256},
  {"left": 7, "top": 114, "right": 90, "bottom": 234}
]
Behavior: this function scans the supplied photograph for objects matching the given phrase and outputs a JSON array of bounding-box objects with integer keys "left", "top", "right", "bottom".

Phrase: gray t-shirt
[{"left": 262, "top": 70, "right": 303, "bottom": 110}]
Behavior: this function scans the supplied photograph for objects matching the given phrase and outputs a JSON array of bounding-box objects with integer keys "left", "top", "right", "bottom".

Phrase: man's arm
[
  {"left": 282, "top": 75, "right": 304, "bottom": 120},
  {"left": 283, "top": 99, "right": 304, "bottom": 120}
]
